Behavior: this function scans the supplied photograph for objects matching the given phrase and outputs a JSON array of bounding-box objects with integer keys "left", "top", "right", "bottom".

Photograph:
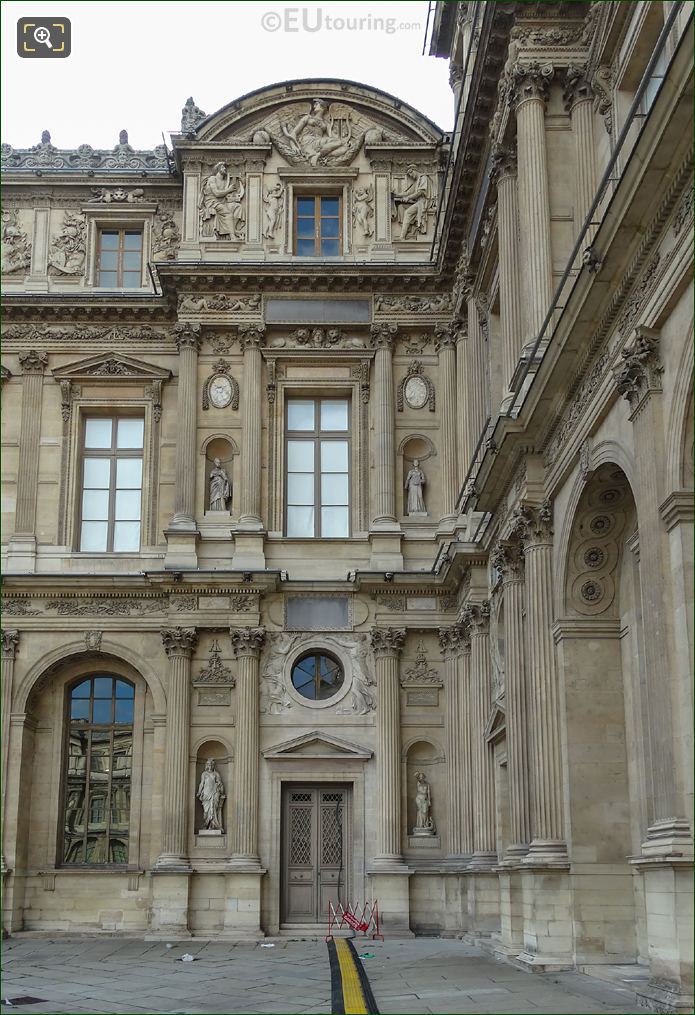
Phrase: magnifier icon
[{"left": 33, "top": 26, "right": 52, "bottom": 48}]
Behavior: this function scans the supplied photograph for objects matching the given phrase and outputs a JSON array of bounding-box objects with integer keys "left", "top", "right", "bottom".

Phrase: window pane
[
  {"left": 287, "top": 400, "right": 315, "bottom": 431},
  {"left": 321, "top": 473, "right": 349, "bottom": 506},
  {"left": 122, "top": 251, "right": 141, "bottom": 271},
  {"left": 71, "top": 698, "right": 89, "bottom": 720},
  {"left": 321, "top": 217, "right": 339, "bottom": 238},
  {"left": 321, "top": 198, "right": 340, "bottom": 216},
  {"left": 80, "top": 521, "right": 108, "bottom": 552},
  {"left": 321, "top": 239, "right": 340, "bottom": 256},
  {"left": 115, "top": 490, "right": 141, "bottom": 521},
  {"left": 72, "top": 680, "right": 91, "bottom": 698},
  {"left": 83, "top": 457, "right": 110, "bottom": 488},
  {"left": 113, "top": 521, "right": 140, "bottom": 552},
  {"left": 100, "top": 232, "right": 118, "bottom": 250},
  {"left": 116, "top": 419, "right": 143, "bottom": 453},
  {"left": 115, "top": 680, "right": 135, "bottom": 698},
  {"left": 288, "top": 473, "right": 315, "bottom": 506},
  {"left": 99, "top": 251, "right": 118, "bottom": 270},
  {"left": 296, "top": 239, "right": 315, "bottom": 257},
  {"left": 122, "top": 272, "right": 141, "bottom": 288},
  {"left": 297, "top": 197, "right": 314, "bottom": 216},
  {"left": 115, "top": 698, "right": 134, "bottom": 724},
  {"left": 287, "top": 440, "right": 314, "bottom": 471},
  {"left": 116, "top": 457, "right": 142, "bottom": 489},
  {"left": 99, "top": 272, "right": 117, "bottom": 287},
  {"left": 93, "top": 676, "right": 112, "bottom": 697},
  {"left": 320, "top": 400, "right": 348, "bottom": 431},
  {"left": 287, "top": 505, "right": 314, "bottom": 537},
  {"left": 321, "top": 440, "right": 348, "bottom": 472},
  {"left": 85, "top": 419, "right": 112, "bottom": 449},
  {"left": 92, "top": 699, "right": 112, "bottom": 724},
  {"left": 123, "top": 231, "right": 142, "bottom": 249},
  {"left": 82, "top": 489, "right": 109, "bottom": 521},
  {"left": 321, "top": 506, "right": 350, "bottom": 537},
  {"left": 296, "top": 217, "right": 315, "bottom": 238}
]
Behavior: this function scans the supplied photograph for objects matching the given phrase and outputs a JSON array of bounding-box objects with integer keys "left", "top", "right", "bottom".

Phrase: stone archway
[{"left": 555, "top": 462, "right": 648, "bottom": 965}]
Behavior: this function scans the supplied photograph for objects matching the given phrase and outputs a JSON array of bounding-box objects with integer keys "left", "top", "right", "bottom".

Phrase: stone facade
[{"left": 1, "top": 3, "right": 693, "bottom": 1012}]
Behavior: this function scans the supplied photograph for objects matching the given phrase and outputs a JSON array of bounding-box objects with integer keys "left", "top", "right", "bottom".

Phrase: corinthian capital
[
  {"left": 1, "top": 629, "right": 20, "bottom": 659},
  {"left": 230, "top": 626, "right": 266, "bottom": 658},
  {"left": 18, "top": 350, "right": 48, "bottom": 374},
  {"left": 563, "top": 64, "right": 593, "bottom": 112},
  {"left": 489, "top": 142, "right": 517, "bottom": 183},
  {"left": 613, "top": 328, "right": 663, "bottom": 409},
  {"left": 508, "top": 61, "right": 554, "bottom": 109},
  {"left": 438, "top": 622, "right": 471, "bottom": 658},
  {"left": 461, "top": 601, "right": 490, "bottom": 635},
  {"left": 173, "top": 321, "right": 201, "bottom": 352},
  {"left": 370, "top": 322, "right": 398, "bottom": 350},
  {"left": 511, "top": 500, "right": 554, "bottom": 546},
  {"left": 161, "top": 626, "right": 198, "bottom": 657},
  {"left": 433, "top": 322, "right": 457, "bottom": 351},
  {"left": 238, "top": 324, "right": 266, "bottom": 351},
  {"left": 490, "top": 540, "right": 524, "bottom": 581},
  {"left": 369, "top": 626, "right": 406, "bottom": 657}
]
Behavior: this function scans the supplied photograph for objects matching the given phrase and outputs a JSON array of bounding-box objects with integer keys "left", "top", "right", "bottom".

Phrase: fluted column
[
  {"left": 370, "top": 324, "right": 398, "bottom": 525},
  {"left": 564, "top": 65, "right": 596, "bottom": 240},
  {"left": 238, "top": 326, "right": 265, "bottom": 530},
  {"left": 466, "top": 295, "right": 485, "bottom": 453},
  {"left": 170, "top": 323, "right": 200, "bottom": 528},
  {"left": 370, "top": 627, "right": 406, "bottom": 865},
  {"left": 491, "top": 144, "right": 523, "bottom": 402},
  {"left": 434, "top": 324, "right": 459, "bottom": 517},
  {"left": 455, "top": 320, "right": 471, "bottom": 483},
  {"left": 439, "top": 623, "right": 473, "bottom": 860},
  {"left": 158, "top": 626, "right": 198, "bottom": 866},
  {"left": 614, "top": 331, "right": 687, "bottom": 840},
  {"left": 14, "top": 351, "right": 47, "bottom": 536},
  {"left": 510, "top": 62, "right": 554, "bottom": 345},
  {"left": 513, "top": 501, "right": 567, "bottom": 861},
  {"left": 491, "top": 541, "right": 531, "bottom": 860},
  {"left": 465, "top": 602, "right": 497, "bottom": 866},
  {"left": 1, "top": 631, "right": 19, "bottom": 841},
  {"left": 229, "top": 627, "right": 266, "bottom": 865}
]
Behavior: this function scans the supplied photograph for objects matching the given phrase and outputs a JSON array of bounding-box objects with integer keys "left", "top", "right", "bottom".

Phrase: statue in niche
[
  {"left": 413, "top": 771, "right": 436, "bottom": 836},
  {"left": 199, "top": 163, "right": 245, "bottom": 240},
  {"left": 274, "top": 99, "right": 364, "bottom": 167},
  {"left": 197, "top": 758, "right": 225, "bottom": 831},
  {"left": 262, "top": 182, "right": 284, "bottom": 239},
  {"left": 352, "top": 184, "right": 374, "bottom": 237},
  {"left": 404, "top": 459, "right": 427, "bottom": 515},
  {"left": 391, "top": 166, "right": 431, "bottom": 239},
  {"left": 209, "top": 458, "right": 231, "bottom": 511}
]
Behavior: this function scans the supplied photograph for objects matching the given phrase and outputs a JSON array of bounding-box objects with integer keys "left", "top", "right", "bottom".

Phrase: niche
[
  {"left": 194, "top": 740, "right": 231, "bottom": 842},
  {"left": 203, "top": 436, "right": 236, "bottom": 514},
  {"left": 398, "top": 435, "right": 436, "bottom": 519},
  {"left": 405, "top": 739, "right": 444, "bottom": 850}
]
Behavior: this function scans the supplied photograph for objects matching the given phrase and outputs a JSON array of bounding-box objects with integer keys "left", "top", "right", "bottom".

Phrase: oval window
[{"left": 290, "top": 651, "right": 344, "bottom": 701}]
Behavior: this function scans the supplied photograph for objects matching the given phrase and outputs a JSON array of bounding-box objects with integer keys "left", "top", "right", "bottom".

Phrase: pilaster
[
  {"left": 490, "top": 145, "right": 523, "bottom": 409},
  {"left": 233, "top": 326, "right": 267, "bottom": 570},
  {"left": 7, "top": 350, "right": 47, "bottom": 573},
  {"left": 164, "top": 323, "right": 201, "bottom": 568},
  {"left": 439, "top": 623, "right": 473, "bottom": 863},
  {"left": 369, "top": 324, "right": 403, "bottom": 570},
  {"left": 228, "top": 627, "right": 266, "bottom": 869},
  {"left": 434, "top": 324, "right": 459, "bottom": 519},
  {"left": 563, "top": 64, "right": 596, "bottom": 240},
  {"left": 463, "top": 602, "right": 497, "bottom": 869},
  {"left": 1, "top": 631, "right": 19, "bottom": 870}
]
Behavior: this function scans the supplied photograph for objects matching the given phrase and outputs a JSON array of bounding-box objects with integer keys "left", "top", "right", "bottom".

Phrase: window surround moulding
[{"left": 81, "top": 203, "right": 158, "bottom": 289}]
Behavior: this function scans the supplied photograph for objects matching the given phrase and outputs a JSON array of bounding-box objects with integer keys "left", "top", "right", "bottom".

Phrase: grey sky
[{"left": 2, "top": 1, "right": 453, "bottom": 150}]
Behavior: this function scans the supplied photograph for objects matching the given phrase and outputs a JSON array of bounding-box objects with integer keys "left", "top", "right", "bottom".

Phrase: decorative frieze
[
  {"left": 1, "top": 130, "right": 171, "bottom": 174},
  {"left": 194, "top": 639, "right": 235, "bottom": 686}
]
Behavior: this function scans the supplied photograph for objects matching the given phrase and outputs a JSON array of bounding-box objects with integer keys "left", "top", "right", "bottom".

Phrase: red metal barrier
[{"left": 325, "top": 899, "right": 384, "bottom": 941}]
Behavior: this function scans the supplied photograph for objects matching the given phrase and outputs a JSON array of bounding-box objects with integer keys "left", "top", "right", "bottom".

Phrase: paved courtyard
[{"left": 1, "top": 937, "right": 643, "bottom": 1014}]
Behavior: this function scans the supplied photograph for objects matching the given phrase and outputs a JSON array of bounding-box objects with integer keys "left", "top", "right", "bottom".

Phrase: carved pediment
[
  {"left": 484, "top": 701, "right": 506, "bottom": 744},
  {"left": 52, "top": 353, "right": 171, "bottom": 383},
  {"left": 263, "top": 730, "right": 372, "bottom": 760},
  {"left": 186, "top": 81, "right": 443, "bottom": 153}
]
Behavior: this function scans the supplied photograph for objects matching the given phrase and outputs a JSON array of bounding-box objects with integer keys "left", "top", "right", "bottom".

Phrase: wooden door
[{"left": 282, "top": 785, "right": 349, "bottom": 924}]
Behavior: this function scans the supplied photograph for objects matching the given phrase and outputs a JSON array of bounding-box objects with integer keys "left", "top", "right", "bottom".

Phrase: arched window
[
  {"left": 62, "top": 675, "right": 134, "bottom": 865},
  {"left": 290, "top": 651, "right": 344, "bottom": 701}
]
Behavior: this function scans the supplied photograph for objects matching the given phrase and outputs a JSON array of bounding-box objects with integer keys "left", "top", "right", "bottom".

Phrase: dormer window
[{"left": 294, "top": 195, "right": 341, "bottom": 256}]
